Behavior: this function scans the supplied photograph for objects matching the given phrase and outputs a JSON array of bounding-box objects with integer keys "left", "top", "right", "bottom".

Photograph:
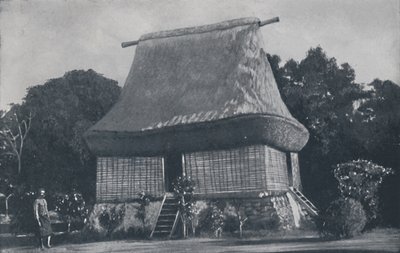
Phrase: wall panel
[{"left": 96, "top": 156, "right": 164, "bottom": 202}]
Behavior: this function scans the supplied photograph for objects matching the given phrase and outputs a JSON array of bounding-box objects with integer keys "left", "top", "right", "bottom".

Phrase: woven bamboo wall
[
  {"left": 184, "top": 145, "right": 289, "bottom": 194},
  {"left": 290, "top": 153, "right": 302, "bottom": 190},
  {"left": 264, "top": 147, "right": 289, "bottom": 191},
  {"left": 96, "top": 156, "right": 164, "bottom": 202}
]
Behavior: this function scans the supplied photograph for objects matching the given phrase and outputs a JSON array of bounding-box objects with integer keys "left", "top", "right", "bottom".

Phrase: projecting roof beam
[
  {"left": 121, "top": 17, "right": 279, "bottom": 48},
  {"left": 258, "top": 16, "right": 280, "bottom": 27}
]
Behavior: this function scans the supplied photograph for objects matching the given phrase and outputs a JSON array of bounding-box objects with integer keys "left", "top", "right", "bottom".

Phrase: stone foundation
[
  {"left": 192, "top": 194, "right": 307, "bottom": 234},
  {"left": 84, "top": 201, "right": 162, "bottom": 238},
  {"left": 86, "top": 194, "right": 314, "bottom": 239}
]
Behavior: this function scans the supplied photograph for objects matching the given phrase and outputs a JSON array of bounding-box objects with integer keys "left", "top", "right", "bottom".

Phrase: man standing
[{"left": 33, "top": 188, "right": 52, "bottom": 249}]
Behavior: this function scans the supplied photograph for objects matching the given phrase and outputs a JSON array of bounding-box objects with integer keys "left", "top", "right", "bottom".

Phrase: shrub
[
  {"left": 319, "top": 198, "right": 366, "bottom": 238},
  {"left": 222, "top": 214, "right": 238, "bottom": 234},
  {"left": 99, "top": 205, "right": 125, "bottom": 238},
  {"left": 54, "top": 191, "right": 88, "bottom": 232},
  {"left": 196, "top": 201, "right": 224, "bottom": 237},
  {"left": 173, "top": 176, "right": 195, "bottom": 238},
  {"left": 136, "top": 191, "right": 151, "bottom": 225},
  {"left": 135, "top": 191, "right": 154, "bottom": 236},
  {"left": 10, "top": 190, "right": 36, "bottom": 234},
  {"left": 334, "top": 160, "right": 393, "bottom": 226},
  {"left": 210, "top": 204, "right": 224, "bottom": 238}
]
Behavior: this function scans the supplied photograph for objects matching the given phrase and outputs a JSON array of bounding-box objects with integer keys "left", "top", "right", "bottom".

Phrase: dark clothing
[
  {"left": 38, "top": 215, "right": 52, "bottom": 237},
  {"left": 33, "top": 198, "right": 53, "bottom": 237}
]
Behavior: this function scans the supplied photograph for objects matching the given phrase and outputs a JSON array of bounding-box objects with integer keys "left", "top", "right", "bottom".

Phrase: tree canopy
[{"left": 0, "top": 69, "right": 121, "bottom": 202}]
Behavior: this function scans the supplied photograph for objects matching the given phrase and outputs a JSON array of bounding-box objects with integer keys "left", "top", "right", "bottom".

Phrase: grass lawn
[{"left": 2, "top": 228, "right": 399, "bottom": 253}]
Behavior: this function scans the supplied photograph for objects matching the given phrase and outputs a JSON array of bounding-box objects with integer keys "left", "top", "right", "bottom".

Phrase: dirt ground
[{"left": 2, "top": 229, "right": 399, "bottom": 253}]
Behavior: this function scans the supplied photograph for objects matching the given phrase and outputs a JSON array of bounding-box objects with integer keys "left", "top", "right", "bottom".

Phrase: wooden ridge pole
[{"left": 121, "top": 16, "right": 279, "bottom": 48}]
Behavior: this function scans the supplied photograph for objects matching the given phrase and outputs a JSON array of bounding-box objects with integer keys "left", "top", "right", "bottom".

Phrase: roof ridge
[{"left": 139, "top": 17, "right": 260, "bottom": 42}]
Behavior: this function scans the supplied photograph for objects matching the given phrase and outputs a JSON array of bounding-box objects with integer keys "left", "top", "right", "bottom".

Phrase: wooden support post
[{"left": 182, "top": 154, "right": 186, "bottom": 177}]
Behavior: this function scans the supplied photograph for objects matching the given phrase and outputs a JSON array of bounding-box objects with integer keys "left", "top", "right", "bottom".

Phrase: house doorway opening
[{"left": 164, "top": 152, "right": 183, "bottom": 192}]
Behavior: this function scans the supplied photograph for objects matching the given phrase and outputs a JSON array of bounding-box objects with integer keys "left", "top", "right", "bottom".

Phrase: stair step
[
  {"left": 153, "top": 229, "right": 170, "bottom": 233},
  {"left": 155, "top": 225, "right": 173, "bottom": 228},
  {"left": 159, "top": 214, "right": 176, "bottom": 217},
  {"left": 161, "top": 206, "right": 178, "bottom": 209},
  {"left": 154, "top": 230, "right": 172, "bottom": 233},
  {"left": 150, "top": 196, "right": 180, "bottom": 239},
  {"left": 163, "top": 202, "right": 178, "bottom": 205},
  {"left": 157, "top": 219, "right": 174, "bottom": 223},
  {"left": 161, "top": 207, "right": 178, "bottom": 211},
  {"left": 157, "top": 218, "right": 175, "bottom": 222},
  {"left": 161, "top": 210, "right": 178, "bottom": 213}
]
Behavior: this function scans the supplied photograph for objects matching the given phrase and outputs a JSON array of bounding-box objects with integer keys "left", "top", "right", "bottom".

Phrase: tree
[
  {"left": 352, "top": 80, "right": 400, "bottom": 227},
  {"left": 269, "top": 46, "right": 369, "bottom": 209},
  {"left": 18, "top": 69, "right": 121, "bottom": 200},
  {"left": 268, "top": 47, "right": 399, "bottom": 227},
  {"left": 0, "top": 107, "right": 32, "bottom": 174}
]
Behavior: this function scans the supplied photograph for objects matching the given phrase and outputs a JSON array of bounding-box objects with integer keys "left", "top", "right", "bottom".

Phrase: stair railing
[
  {"left": 169, "top": 210, "right": 180, "bottom": 238},
  {"left": 150, "top": 194, "right": 167, "bottom": 238},
  {"left": 289, "top": 187, "right": 319, "bottom": 216}
]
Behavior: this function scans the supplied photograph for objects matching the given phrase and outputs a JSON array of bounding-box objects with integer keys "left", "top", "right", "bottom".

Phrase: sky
[{"left": 0, "top": 0, "right": 399, "bottom": 109}]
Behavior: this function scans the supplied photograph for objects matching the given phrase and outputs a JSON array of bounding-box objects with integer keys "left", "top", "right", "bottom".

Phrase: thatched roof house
[{"left": 85, "top": 17, "right": 310, "bottom": 203}]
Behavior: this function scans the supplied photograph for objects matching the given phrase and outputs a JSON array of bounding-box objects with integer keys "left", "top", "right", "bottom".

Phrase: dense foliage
[
  {"left": 54, "top": 191, "right": 89, "bottom": 231},
  {"left": 268, "top": 47, "right": 399, "bottom": 227},
  {"left": 319, "top": 198, "right": 367, "bottom": 238},
  {"left": 334, "top": 160, "right": 393, "bottom": 226}
]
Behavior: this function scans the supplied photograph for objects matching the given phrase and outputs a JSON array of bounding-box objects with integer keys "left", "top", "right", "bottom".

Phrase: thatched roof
[{"left": 85, "top": 17, "right": 309, "bottom": 156}]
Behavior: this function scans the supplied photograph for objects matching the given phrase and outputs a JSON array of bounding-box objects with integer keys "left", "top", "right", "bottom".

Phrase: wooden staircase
[
  {"left": 150, "top": 195, "right": 180, "bottom": 239},
  {"left": 289, "top": 187, "right": 319, "bottom": 216}
]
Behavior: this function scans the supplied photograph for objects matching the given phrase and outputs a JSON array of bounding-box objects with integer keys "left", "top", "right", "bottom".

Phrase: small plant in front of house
[
  {"left": 136, "top": 191, "right": 151, "bottom": 233},
  {"left": 210, "top": 204, "right": 224, "bottom": 238},
  {"left": 190, "top": 204, "right": 201, "bottom": 236},
  {"left": 99, "top": 205, "right": 125, "bottom": 238},
  {"left": 55, "top": 190, "right": 88, "bottom": 232},
  {"left": 173, "top": 176, "right": 195, "bottom": 238},
  {"left": 334, "top": 160, "right": 393, "bottom": 226},
  {"left": 231, "top": 200, "right": 248, "bottom": 238}
]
